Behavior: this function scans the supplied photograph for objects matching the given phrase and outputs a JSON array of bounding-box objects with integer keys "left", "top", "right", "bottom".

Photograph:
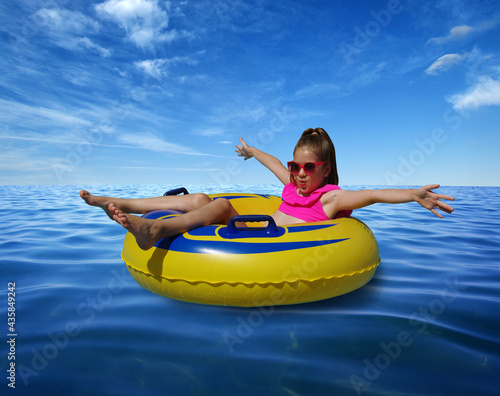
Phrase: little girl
[{"left": 80, "top": 128, "right": 454, "bottom": 250}]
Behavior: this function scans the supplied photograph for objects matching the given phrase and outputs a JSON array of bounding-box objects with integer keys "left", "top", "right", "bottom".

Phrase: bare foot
[
  {"left": 80, "top": 190, "right": 114, "bottom": 219},
  {"left": 109, "top": 203, "right": 158, "bottom": 250}
]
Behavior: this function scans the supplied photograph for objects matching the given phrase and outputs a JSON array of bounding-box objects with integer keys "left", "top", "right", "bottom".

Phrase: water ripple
[{"left": 1, "top": 184, "right": 499, "bottom": 395}]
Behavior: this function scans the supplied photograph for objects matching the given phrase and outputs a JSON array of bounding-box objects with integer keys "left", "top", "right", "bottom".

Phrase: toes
[
  {"left": 109, "top": 203, "right": 122, "bottom": 222},
  {"left": 80, "top": 190, "right": 91, "bottom": 202},
  {"left": 111, "top": 206, "right": 131, "bottom": 229}
]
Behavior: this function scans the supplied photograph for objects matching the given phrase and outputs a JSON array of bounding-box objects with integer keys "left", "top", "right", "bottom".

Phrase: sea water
[{"left": 0, "top": 184, "right": 499, "bottom": 396}]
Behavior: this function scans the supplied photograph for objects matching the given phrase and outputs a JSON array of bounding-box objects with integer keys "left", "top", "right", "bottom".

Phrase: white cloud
[
  {"left": 117, "top": 132, "right": 199, "bottom": 154},
  {"left": 134, "top": 57, "right": 198, "bottom": 78},
  {"left": 134, "top": 59, "right": 168, "bottom": 78},
  {"left": 0, "top": 135, "right": 92, "bottom": 145},
  {"left": 425, "top": 49, "right": 493, "bottom": 76},
  {"left": 119, "top": 166, "right": 224, "bottom": 172},
  {"left": 32, "top": 8, "right": 110, "bottom": 57},
  {"left": 0, "top": 132, "right": 232, "bottom": 159},
  {"left": 193, "top": 128, "right": 226, "bottom": 137},
  {"left": 114, "top": 132, "right": 234, "bottom": 158},
  {"left": 78, "top": 37, "right": 112, "bottom": 57},
  {"left": 95, "top": 0, "right": 192, "bottom": 48},
  {"left": 447, "top": 74, "right": 500, "bottom": 112},
  {"left": 425, "top": 53, "right": 466, "bottom": 76},
  {"left": 426, "top": 25, "right": 475, "bottom": 46},
  {"left": 0, "top": 148, "right": 59, "bottom": 181},
  {"left": 426, "top": 20, "right": 497, "bottom": 46},
  {"left": 0, "top": 99, "right": 93, "bottom": 128},
  {"left": 177, "top": 74, "right": 209, "bottom": 84},
  {"left": 33, "top": 8, "right": 100, "bottom": 34},
  {"left": 449, "top": 25, "right": 475, "bottom": 40},
  {"left": 58, "top": 36, "right": 111, "bottom": 57}
]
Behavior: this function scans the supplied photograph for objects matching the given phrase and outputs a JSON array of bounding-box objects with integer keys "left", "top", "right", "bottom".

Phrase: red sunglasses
[{"left": 287, "top": 161, "right": 326, "bottom": 175}]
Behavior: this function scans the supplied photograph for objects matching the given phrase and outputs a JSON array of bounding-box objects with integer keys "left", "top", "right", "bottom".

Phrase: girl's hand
[
  {"left": 235, "top": 137, "right": 253, "bottom": 160},
  {"left": 415, "top": 184, "right": 455, "bottom": 218},
  {"left": 235, "top": 137, "right": 290, "bottom": 184}
]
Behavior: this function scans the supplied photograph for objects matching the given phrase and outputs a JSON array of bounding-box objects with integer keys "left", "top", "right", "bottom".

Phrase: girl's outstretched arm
[
  {"left": 236, "top": 137, "right": 290, "bottom": 185},
  {"left": 331, "top": 184, "right": 455, "bottom": 218}
]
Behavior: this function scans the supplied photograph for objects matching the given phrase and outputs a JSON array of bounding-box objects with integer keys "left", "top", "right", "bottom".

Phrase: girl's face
[{"left": 291, "top": 148, "right": 330, "bottom": 195}]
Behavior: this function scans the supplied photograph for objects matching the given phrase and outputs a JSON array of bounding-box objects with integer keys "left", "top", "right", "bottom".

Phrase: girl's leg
[
  {"left": 110, "top": 198, "right": 238, "bottom": 250},
  {"left": 80, "top": 190, "right": 211, "bottom": 219}
]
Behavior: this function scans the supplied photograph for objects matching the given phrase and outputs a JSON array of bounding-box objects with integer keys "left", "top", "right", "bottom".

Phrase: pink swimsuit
[{"left": 278, "top": 183, "right": 352, "bottom": 222}]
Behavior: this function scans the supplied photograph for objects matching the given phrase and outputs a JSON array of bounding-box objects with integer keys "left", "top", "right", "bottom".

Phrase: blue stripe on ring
[
  {"left": 286, "top": 224, "right": 337, "bottom": 233},
  {"left": 212, "top": 194, "right": 274, "bottom": 201},
  {"left": 157, "top": 234, "right": 349, "bottom": 254}
]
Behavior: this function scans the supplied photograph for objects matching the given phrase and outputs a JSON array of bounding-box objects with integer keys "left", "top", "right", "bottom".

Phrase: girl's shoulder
[
  {"left": 320, "top": 187, "right": 353, "bottom": 218},
  {"left": 320, "top": 185, "right": 344, "bottom": 203}
]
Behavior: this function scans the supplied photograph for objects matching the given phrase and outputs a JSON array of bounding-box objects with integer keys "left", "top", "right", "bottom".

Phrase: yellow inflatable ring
[{"left": 121, "top": 191, "right": 381, "bottom": 307}]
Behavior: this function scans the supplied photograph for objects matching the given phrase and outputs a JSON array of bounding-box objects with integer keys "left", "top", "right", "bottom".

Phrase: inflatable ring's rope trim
[{"left": 124, "top": 259, "right": 380, "bottom": 289}]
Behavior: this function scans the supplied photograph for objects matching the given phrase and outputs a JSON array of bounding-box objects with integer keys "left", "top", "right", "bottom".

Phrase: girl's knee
[
  {"left": 213, "top": 197, "right": 230, "bottom": 210},
  {"left": 191, "top": 193, "right": 211, "bottom": 208},
  {"left": 209, "top": 197, "right": 229, "bottom": 213},
  {"left": 212, "top": 198, "right": 237, "bottom": 223}
]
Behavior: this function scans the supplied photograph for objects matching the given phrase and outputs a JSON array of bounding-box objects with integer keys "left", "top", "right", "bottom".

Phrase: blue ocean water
[{"left": 1, "top": 184, "right": 499, "bottom": 396}]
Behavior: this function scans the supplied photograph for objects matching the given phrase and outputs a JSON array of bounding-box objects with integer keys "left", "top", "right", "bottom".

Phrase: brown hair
[{"left": 293, "top": 128, "right": 339, "bottom": 185}]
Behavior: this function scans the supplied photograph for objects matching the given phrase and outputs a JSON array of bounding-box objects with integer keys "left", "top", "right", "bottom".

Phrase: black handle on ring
[
  {"left": 220, "top": 215, "right": 285, "bottom": 239},
  {"left": 164, "top": 187, "right": 189, "bottom": 196}
]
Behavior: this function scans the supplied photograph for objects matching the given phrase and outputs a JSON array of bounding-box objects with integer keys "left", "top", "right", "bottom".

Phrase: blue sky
[{"left": 1, "top": 0, "right": 499, "bottom": 186}]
